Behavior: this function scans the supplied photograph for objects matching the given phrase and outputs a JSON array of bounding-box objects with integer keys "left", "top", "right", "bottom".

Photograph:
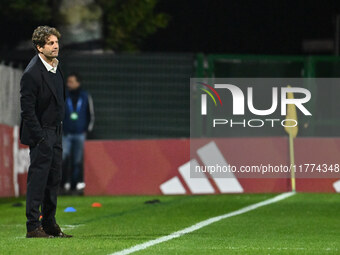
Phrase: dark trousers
[{"left": 26, "top": 125, "right": 62, "bottom": 232}]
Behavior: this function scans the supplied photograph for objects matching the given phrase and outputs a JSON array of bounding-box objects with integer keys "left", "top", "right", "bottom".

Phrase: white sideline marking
[
  {"left": 109, "top": 192, "right": 296, "bottom": 255},
  {"left": 61, "top": 224, "right": 84, "bottom": 230}
]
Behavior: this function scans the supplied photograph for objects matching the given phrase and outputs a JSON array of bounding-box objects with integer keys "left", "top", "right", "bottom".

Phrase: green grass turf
[{"left": 0, "top": 193, "right": 339, "bottom": 255}]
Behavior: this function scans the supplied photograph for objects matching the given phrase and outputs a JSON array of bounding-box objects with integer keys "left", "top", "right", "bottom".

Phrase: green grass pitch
[{"left": 0, "top": 193, "right": 339, "bottom": 254}]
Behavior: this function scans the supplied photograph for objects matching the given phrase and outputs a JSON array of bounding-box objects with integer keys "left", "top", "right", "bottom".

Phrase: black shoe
[
  {"left": 26, "top": 226, "right": 54, "bottom": 238},
  {"left": 43, "top": 223, "right": 73, "bottom": 238}
]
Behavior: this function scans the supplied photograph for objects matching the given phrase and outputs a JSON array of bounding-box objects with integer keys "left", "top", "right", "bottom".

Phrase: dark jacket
[
  {"left": 63, "top": 88, "right": 95, "bottom": 135},
  {"left": 19, "top": 55, "right": 66, "bottom": 146}
]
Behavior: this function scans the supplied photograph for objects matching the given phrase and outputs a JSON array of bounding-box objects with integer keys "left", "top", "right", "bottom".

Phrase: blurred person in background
[{"left": 61, "top": 73, "right": 94, "bottom": 195}]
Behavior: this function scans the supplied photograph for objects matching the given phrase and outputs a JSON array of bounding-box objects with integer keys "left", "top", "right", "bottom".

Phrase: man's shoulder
[
  {"left": 21, "top": 55, "right": 42, "bottom": 85},
  {"left": 79, "top": 89, "right": 89, "bottom": 97},
  {"left": 23, "top": 55, "right": 40, "bottom": 75}
]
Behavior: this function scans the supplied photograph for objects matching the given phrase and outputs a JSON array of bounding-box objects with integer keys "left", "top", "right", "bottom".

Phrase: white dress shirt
[{"left": 38, "top": 54, "right": 59, "bottom": 73}]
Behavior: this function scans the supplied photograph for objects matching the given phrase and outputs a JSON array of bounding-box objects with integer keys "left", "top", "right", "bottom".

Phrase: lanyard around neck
[{"left": 67, "top": 97, "right": 83, "bottom": 113}]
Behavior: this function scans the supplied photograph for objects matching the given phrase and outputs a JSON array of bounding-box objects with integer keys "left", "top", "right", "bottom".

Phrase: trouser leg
[
  {"left": 71, "top": 134, "right": 85, "bottom": 190},
  {"left": 26, "top": 130, "right": 53, "bottom": 232},
  {"left": 61, "top": 135, "right": 71, "bottom": 187},
  {"left": 42, "top": 128, "right": 62, "bottom": 227}
]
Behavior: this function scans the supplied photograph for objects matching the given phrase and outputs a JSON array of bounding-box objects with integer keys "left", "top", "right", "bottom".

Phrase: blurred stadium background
[{"left": 1, "top": 0, "right": 340, "bottom": 254}]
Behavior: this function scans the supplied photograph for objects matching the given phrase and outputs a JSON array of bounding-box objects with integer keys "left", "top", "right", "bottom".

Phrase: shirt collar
[{"left": 38, "top": 54, "right": 59, "bottom": 73}]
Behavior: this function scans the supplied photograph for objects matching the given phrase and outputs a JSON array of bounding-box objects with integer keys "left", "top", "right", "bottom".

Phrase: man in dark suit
[{"left": 20, "top": 26, "right": 72, "bottom": 238}]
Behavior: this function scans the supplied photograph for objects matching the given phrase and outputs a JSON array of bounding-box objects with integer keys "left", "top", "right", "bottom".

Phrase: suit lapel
[
  {"left": 41, "top": 69, "right": 58, "bottom": 102},
  {"left": 58, "top": 64, "right": 66, "bottom": 101},
  {"left": 37, "top": 55, "right": 59, "bottom": 102}
]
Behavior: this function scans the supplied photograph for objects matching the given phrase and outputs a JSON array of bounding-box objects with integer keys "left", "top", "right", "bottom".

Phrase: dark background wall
[
  {"left": 60, "top": 53, "right": 194, "bottom": 139},
  {"left": 143, "top": 0, "right": 340, "bottom": 54}
]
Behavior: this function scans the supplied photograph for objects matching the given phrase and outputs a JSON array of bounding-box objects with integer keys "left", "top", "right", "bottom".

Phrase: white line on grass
[
  {"left": 61, "top": 224, "right": 84, "bottom": 230},
  {"left": 109, "top": 192, "right": 296, "bottom": 255}
]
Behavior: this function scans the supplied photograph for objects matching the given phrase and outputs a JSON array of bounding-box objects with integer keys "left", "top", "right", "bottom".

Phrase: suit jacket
[{"left": 19, "top": 55, "right": 66, "bottom": 146}]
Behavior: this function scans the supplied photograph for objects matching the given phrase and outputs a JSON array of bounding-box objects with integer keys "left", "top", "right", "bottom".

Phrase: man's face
[
  {"left": 37, "top": 35, "right": 59, "bottom": 59},
  {"left": 67, "top": 76, "right": 80, "bottom": 90}
]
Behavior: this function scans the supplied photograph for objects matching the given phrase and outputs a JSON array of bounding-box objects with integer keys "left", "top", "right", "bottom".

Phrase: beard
[{"left": 44, "top": 51, "right": 58, "bottom": 59}]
